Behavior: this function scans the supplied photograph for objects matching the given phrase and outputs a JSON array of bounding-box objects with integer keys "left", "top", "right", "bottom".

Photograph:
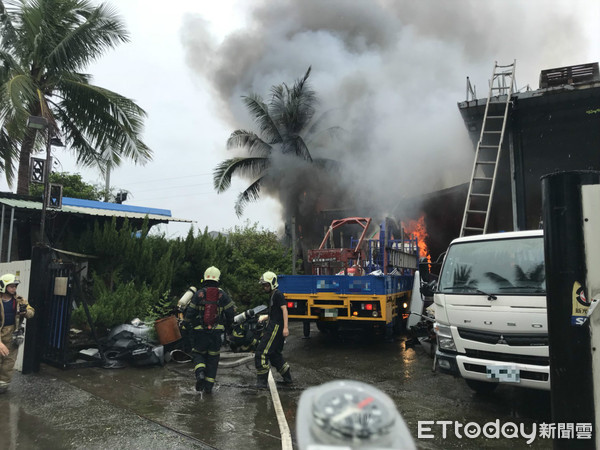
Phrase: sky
[{"left": 4, "top": 0, "right": 599, "bottom": 239}]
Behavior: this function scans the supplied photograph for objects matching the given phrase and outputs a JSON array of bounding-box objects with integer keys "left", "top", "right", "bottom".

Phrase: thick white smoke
[{"left": 181, "top": 0, "right": 594, "bottom": 229}]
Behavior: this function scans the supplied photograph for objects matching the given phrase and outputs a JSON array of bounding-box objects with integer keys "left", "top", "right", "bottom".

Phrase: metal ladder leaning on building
[{"left": 460, "top": 60, "right": 516, "bottom": 237}]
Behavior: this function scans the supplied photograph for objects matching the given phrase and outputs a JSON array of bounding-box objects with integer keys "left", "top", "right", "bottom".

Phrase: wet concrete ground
[{"left": 0, "top": 322, "right": 554, "bottom": 449}]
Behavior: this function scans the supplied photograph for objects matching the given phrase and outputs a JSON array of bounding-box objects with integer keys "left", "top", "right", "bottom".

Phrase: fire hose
[{"left": 218, "top": 351, "right": 255, "bottom": 367}]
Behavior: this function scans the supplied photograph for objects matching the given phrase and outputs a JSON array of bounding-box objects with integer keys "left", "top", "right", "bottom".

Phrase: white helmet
[
  {"left": 204, "top": 266, "right": 221, "bottom": 282},
  {"left": 259, "top": 271, "right": 278, "bottom": 289},
  {"left": 0, "top": 273, "right": 19, "bottom": 293}
]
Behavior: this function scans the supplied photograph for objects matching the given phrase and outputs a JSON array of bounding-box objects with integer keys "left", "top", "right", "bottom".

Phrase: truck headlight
[{"left": 435, "top": 323, "right": 456, "bottom": 351}]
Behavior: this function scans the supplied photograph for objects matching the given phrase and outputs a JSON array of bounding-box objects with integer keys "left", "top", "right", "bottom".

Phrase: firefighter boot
[
  {"left": 195, "top": 370, "right": 206, "bottom": 392},
  {"left": 256, "top": 373, "right": 268, "bottom": 390},
  {"left": 281, "top": 369, "right": 293, "bottom": 384},
  {"left": 204, "top": 377, "right": 214, "bottom": 394}
]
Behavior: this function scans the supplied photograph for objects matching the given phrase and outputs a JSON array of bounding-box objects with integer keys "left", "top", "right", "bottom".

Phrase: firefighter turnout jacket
[
  {"left": 1, "top": 295, "right": 34, "bottom": 335},
  {"left": 1, "top": 295, "right": 34, "bottom": 388},
  {"left": 182, "top": 287, "right": 235, "bottom": 333}
]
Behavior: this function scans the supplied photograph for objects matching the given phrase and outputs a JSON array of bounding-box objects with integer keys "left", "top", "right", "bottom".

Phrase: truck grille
[
  {"left": 464, "top": 349, "right": 549, "bottom": 366},
  {"left": 458, "top": 328, "right": 548, "bottom": 346}
]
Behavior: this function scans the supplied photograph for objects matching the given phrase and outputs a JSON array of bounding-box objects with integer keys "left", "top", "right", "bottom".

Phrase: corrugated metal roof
[
  {"left": 62, "top": 197, "right": 173, "bottom": 216},
  {"left": 0, "top": 197, "right": 192, "bottom": 223}
]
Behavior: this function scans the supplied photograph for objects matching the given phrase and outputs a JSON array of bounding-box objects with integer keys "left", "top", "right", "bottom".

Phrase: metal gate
[{"left": 41, "top": 262, "right": 75, "bottom": 368}]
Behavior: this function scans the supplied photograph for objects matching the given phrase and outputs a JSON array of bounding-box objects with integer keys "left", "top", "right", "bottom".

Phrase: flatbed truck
[{"left": 278, "top": 217, "right": 421, "bottom": 336}]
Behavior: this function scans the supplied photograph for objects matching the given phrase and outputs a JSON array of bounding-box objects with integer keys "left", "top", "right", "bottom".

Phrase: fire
[{"left": 402, "top": 215, "right": 430, "bottom": 262}]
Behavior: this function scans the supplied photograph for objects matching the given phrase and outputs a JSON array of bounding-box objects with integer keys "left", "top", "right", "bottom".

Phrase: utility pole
[
  {"left": 40, "top": 128, "right": 51, "bottom": 242},
  {"left": 26, "top": 116, "right": 52, "bottom": 243},
  {"left": 104, "top": 162, "right": 111, "bottom": 202},
  {"left": 542, "top": 170, "right": 599, "bottom": 448}
]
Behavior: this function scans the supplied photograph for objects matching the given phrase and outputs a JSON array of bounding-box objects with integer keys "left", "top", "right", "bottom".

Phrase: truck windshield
[{"left": 438, "top": 236, "right": 545, "bottom": 295}]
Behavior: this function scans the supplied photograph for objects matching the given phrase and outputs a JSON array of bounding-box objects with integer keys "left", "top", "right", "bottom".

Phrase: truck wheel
[
  {"left": 465, "top": 379, "right": 498, "bottom": 394},
  {"left": 303, "top": 320, "right": 311, "bottom": 338}
]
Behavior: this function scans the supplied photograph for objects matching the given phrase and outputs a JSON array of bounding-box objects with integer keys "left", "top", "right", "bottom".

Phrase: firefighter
[
  {"left": 182, "top": 267, "right": 235, "bottom": 393},
  {"left": 0, "top": 273, "right": 34, "bottom": 393},
  {"left": 255, "top": 271, "right": 292, "bottom": 389}
]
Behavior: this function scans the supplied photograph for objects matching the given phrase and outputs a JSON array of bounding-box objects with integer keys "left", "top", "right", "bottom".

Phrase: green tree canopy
[
  {"left": 30, "top": 171, "right": 104, "bottom": 200},
  {"left": 0, "top": 0, "right": 151, "bottom": 194},
  {"left": 224, "top": 222, "right": 295, "bottom": 307}
]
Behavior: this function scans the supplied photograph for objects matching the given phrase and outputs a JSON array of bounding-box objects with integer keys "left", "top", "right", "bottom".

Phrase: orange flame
[{"left": 402, "top": 215, "right": 430, "bottom": 262}]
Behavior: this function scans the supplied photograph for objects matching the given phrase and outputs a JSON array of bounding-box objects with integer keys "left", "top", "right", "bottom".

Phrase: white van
[{"left": 434, "top": 230, "right": 549, "bottom": 393}]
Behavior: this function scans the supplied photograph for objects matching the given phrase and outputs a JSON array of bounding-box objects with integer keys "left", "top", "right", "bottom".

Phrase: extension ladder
[{"left": 460, "top": 61, "right": 516, "bottom": 236}]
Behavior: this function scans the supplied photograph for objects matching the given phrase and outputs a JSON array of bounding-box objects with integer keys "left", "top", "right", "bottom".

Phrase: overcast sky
[{"left": 5, "top": 0, "right": 599, "bottom": 238}]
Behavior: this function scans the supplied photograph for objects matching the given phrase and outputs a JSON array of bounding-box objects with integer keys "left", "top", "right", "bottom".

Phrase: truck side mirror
[{"left": 420, "top": 280, "right": 436, "bottom": 297}]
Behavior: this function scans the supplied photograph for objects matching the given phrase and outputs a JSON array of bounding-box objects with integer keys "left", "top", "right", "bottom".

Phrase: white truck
[{"left": 433, "top": 230, "right": 549, "bottom": 393}]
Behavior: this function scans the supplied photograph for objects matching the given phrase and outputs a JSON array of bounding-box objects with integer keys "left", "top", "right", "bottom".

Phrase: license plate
[
  {"left": 486, "top": 365, "right": 520, "bottom": 383},
  {"left": 323, "top": 309, "right": 338, "bottom": 317}
]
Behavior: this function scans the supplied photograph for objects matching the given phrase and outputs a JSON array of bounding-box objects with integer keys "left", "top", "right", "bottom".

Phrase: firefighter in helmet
[
  {"left": 0, "top": 273, "right": 34, "bottom": 393},
  {"left": 255, "top": 271, "right": 292, "bottom": 389},
  {"left": 182, "top": 266, "right": 235, "bottom": 393}
]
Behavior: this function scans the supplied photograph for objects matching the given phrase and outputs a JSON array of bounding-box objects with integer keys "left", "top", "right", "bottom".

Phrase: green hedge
[{"left": 69, "top": 219, "right": 297, "bottom": 330}]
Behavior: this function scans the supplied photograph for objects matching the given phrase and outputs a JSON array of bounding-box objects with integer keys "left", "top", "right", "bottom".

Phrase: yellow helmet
[
  {"left": 204, "top": 266, "right": 221, "bottom": 282},
  {"left": 259, "top": 271, "right": 278, "bottom": 289},
  {"left": 0, "top": 273, "right": 19, "bottom": 293}
]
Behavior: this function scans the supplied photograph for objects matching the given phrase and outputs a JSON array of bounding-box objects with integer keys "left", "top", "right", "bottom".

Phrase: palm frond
[
  {"left": 0, "top": 1, "right": 19, "bottom": 49},
  {"left": 0, "top": 127, "right": 19, "bottom": 185},
  {"left": 56, "top": 78, "right": 151, "bottom": 167},
  {"left": 226, "top": 129, "right": 272, "bottom": 156},
  {"left": 242, "top": 94, "right": 282, "bottom": 144},
  {"left": 287, "top": 66, "right": 316, "bottom": 133},
  {"left": 45, "top": 1, "right": 129, "bottom": 73},
  {"left": 51, "top": 100, "right": 101, "bottom": 167},
  {"left": 213, "top": 156, "right": 270, "bottom": 192},
  {"left": 269, "top": 66, "right": 316, "bottom": 137},
  {"left": 298, "top": 66, "right": 312, "bottom": 89},
  {"left": 0, "top": 73, "right": 37, "bottom": 120},
  {"left": 234, "top": 177, "right": 263, "bottom": 217},
  {"left": 0, "top": 48, "right": 23, "bottom": 79},
  {"left": 284, "top": 135, "right": 312, "bottom": 161}
]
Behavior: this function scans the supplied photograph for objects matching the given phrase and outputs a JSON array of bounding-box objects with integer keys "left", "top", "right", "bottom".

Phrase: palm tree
[
  {"left": 213, "top": 67, "right": 339, "bottom": 216},
  {"left": 0, "top": 0, "right": 151, "bottom": 195}
]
